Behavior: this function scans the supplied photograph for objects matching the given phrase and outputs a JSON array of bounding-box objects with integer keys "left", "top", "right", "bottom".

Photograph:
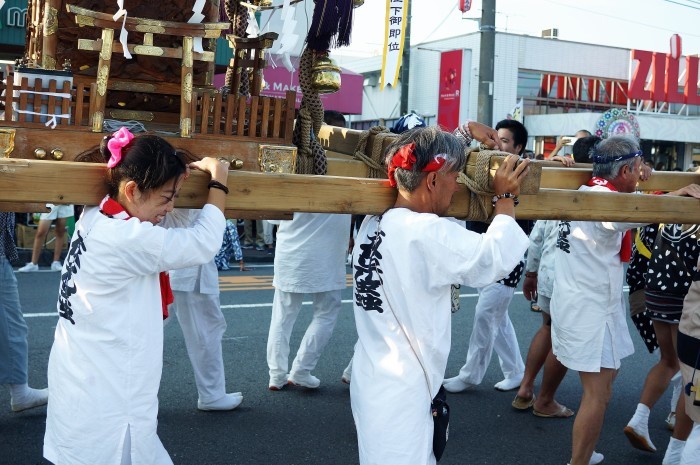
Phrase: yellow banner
[{"left": 380, "top": 0, "right": 408, "bottom": 89}]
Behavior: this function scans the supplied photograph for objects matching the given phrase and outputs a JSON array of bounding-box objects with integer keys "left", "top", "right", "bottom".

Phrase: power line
[
  {"left": 413, "top": 3, "right": 458, "bottom": 44},
  {"left": 541, "top": 0, "right": 700, "bottom": 38},
  {"left": 663, "top": 0, "right": 700, "bottom": 10},
  {"left": 670, "top": 0, "right": 700, "bottom": 6}
]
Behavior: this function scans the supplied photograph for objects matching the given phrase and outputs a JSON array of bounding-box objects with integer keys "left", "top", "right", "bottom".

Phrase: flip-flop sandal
[
  {"left": 533, "top": 405, "right": 574, "bottom": 418},
  {"left": 512, "top": 395, "right": 535, "bottom": 410},
  {"left": 530, "top": 301, "right": 542, "bottom": 312}
]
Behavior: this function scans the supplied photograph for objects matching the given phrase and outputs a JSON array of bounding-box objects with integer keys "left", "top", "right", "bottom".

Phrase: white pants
[
  {"left": 457, "top": 282, "right": 525, "bottom": 384},
  {"left": 262, "top": 220, "right": 275, "bottom": 245},
  {"left": 682, "top": 424, "right": 700, "bottom": 465},
  {"left": 267, "top": 289, "right": 342, "bottom": 380},
  {"left": 171, "top": 291, "right": 228, "bottom": 403}
]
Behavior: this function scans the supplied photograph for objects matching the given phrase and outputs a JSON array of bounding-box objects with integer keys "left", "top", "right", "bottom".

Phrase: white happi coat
[
  {"left": 525, "top": 219, "right": 559, "bottom": 298},
  {"left": 273, "top": 213, "right": 351, "bottom": 293},
  {"left": 44, "top": 205, "right": 225, "bottom": 465},
  {"left": 351, "top": 209, "right": 528, "bottom": 465},
  {"left": 162, "top": 209, "right": 219, "bottom": 295},
  {"left": 550, "top": 184, "right": 643, "bottom": 373}
]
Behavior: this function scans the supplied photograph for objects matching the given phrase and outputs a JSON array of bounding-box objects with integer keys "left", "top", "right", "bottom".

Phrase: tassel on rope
[{"left": 307, "top": 0, "right": 354, "bottom": 51}]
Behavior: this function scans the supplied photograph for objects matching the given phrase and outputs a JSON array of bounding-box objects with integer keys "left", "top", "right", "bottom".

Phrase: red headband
[{"left": 388, "top": 143, "right": 447, "bottom": 187}]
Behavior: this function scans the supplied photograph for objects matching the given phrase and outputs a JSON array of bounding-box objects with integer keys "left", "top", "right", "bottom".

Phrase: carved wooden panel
[{"left": 27, "top": 0, "right": 221, "bottom": 86}]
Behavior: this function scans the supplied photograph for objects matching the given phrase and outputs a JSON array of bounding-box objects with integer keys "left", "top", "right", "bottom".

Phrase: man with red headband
[{"left": 350, "top": 124, "right": 530, "bottom": 465}]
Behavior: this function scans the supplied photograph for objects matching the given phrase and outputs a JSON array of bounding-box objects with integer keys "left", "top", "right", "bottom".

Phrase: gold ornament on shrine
[
  {"left": 0, "top": 129, "right": 16, "bottom": 158},
  {"left": 311, "top": 52, "right": 341, "bottom": 94}
]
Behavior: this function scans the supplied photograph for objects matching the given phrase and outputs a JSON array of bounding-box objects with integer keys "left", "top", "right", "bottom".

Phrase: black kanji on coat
[
  {"left": 58, "top": 231, "right": 87, "bottom": 324},
  {"left": 354, "top": 227, "right": 385, "bottom": 313},
  {"left": 557, "top": 221, "right": 572, "bottom": 254}
]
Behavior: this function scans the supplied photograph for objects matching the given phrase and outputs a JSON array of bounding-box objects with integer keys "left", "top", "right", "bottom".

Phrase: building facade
[{"left": 346, "top": 31, "right": 700, "bottom": 170}]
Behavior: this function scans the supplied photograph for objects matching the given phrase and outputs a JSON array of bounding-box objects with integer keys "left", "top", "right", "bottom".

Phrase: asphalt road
[{"left": 0, "top": 265, "right": 676, "bottom": 465}]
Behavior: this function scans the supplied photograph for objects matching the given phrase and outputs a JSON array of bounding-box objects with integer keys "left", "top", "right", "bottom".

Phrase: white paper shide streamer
[
  {"left": 188, "top": 0, "right": 206, "bottom": 53},
  {"left": 274, "top": 0, "right": 300, "bottom": 72},
  {"left": 113, "top": 0, "right": 132, "bottom": 59}
]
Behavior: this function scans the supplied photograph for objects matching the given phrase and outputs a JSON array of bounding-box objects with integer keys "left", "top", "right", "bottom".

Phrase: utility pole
[
  {"left": 400, "top": 0, "right": 411, "bottom": 116},
  {"left": 477, "top": 0, "right": 495, "bottom": 126}
]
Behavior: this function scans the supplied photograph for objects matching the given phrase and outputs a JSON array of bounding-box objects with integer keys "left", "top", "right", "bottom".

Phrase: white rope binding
[{"left": 13, "top": 90, "right": 72, "bottom": 129}]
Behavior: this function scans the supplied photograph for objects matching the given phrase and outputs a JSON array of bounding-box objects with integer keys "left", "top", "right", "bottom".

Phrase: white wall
[{"left": 344, "top": 31, "right": 700, "bottom": 141}]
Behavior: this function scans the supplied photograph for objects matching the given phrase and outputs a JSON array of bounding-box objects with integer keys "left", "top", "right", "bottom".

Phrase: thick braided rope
[
  {"left": 223, "top": 0, "right": 238, "bottom": 91},
  {"left": 235, "top": 4, "right": 251, "bottom": 97},
  {"left": 353, "top": 126, "right": 391, "bottom": 179},
  {"left": 294, "top": 48, "right": 327, "bottom": 175},
  {"left": 223, "top": 0, "right": 250, "bottom": 96},
  {"left": 461, "top": 148, "right": 497, "bottom": 222}
]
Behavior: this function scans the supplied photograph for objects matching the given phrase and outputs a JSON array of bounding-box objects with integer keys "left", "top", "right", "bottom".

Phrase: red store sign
[
  {"left": 437, "top": 50, "right": 463, "bottom": 132},
  {"left": 629, "top": 34, "right": 700, "bottom": 105}
]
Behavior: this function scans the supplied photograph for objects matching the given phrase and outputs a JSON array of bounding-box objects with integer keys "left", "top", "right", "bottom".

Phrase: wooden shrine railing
[
  {"left": 1, "top": 69, "right": 73, "bottom": 128},
  {"left": 191, "top": 90, "right": 295, "bottom": 143},
  {"left": 0, "top": 68, "right": 296, "bottom": 146}
]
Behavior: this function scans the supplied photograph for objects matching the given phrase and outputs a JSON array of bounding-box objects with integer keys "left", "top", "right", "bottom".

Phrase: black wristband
[
  {"left": 491, "top": 192, "right": 519, "bottom": 207},
  {"left": 208, "top": 180, "right": 229, "bottom": 195}
]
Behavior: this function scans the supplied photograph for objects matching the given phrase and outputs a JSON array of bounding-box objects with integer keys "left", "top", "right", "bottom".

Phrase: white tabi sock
[
  {"left": 8, "top": 383, "right": 30, "bottom": 401},
  {"left": 626, "top": 403, "right": 657, "bottom": 451},
  {"left": 663, "top": 437, "right": 686, "bottom": 465}
]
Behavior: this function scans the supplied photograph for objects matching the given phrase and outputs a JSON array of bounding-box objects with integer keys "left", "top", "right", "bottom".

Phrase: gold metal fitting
[
  {"left": 51, "top": 149, "right": 64, "bottom": 160},
  {"left": 258, "top": 145, "right": 297, "bottom": 174},
  {"left": 34, "top": 148, "right": 47, "bottom": 159},
  {"left": 311, "top": 52, "right": 341, "bottom": 94},
  {"left": 0, "top": 128, "right": 16, "bottom": 158}
]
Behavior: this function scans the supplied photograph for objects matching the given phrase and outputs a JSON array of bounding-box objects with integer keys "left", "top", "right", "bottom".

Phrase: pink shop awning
[{"left": 214, "top": 54, "right": 364, "bottom": 115}]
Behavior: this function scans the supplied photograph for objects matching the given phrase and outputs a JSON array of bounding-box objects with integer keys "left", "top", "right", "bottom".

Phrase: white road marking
[{"left": 21, "top": 288, "right": 631, "bottom": 318}]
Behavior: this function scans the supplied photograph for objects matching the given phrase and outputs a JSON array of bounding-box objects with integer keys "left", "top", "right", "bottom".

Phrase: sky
[{"left": 339, "top": 0, "right": 700, "bottom": 58}]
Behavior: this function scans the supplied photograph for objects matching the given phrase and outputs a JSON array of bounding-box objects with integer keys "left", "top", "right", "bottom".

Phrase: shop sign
[
  {"left": 6, "top": 8, "right": 24, "bottom": 28},
  {"left": 459, "top": 0, "right": 472, "bottom": 12},
  {"left": 629, "top": 34, "right": 700, "bottom": 106},
  {"left": 437, "top": 49, "right": 463, "bottom": 131},
  {"left": 538, "top": 73, "right": 628, "bottom": 106}
]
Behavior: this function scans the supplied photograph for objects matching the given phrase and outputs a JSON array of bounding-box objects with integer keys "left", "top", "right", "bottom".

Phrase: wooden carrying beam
[
  {"left": 1, "top": 159, "right": 700, "bottom": 224},
  {"left": 0, "top": 202, "right": 49, "bottom": 213},
  {"left": 320, "top": 125, "right": 700, "bottom": 193}
]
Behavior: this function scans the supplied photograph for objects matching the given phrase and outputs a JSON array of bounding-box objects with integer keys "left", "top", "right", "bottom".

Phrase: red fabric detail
[
  {"left": 423, "top": 155, "right": 446, "bottom": 173},
  {"left": 387, "top": 143, "right": 447, "bottom": 188},
  {"left": 388, "top": 143, "right": 417, "bottom": 187},
  {"left": 586, "top": 177, "right": 631, "bottom": 263},
  {"left": 159, "top": 272, "right": 173, "bottom": 320},
  {"left": 100, "top": 196, "right": 128, "bottom": 217},
  {"left": 99, "top": 196, "right": 172, "bottom": 319}
]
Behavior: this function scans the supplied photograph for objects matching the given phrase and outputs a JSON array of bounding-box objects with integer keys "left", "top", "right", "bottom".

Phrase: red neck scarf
[
  {"left": 99, "top": 196, "right": 173, "bottom": 319},
  {"left": 587, "top": 177, "right": 632, "bottom": 263},
  {"left": 388, "top": 143, "right": 447, "bottom": 187}
]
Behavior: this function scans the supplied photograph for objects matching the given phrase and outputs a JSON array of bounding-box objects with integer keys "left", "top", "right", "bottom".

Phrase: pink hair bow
[{"left": 107, "top": 127, "right": 135, "bottom": 168}]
